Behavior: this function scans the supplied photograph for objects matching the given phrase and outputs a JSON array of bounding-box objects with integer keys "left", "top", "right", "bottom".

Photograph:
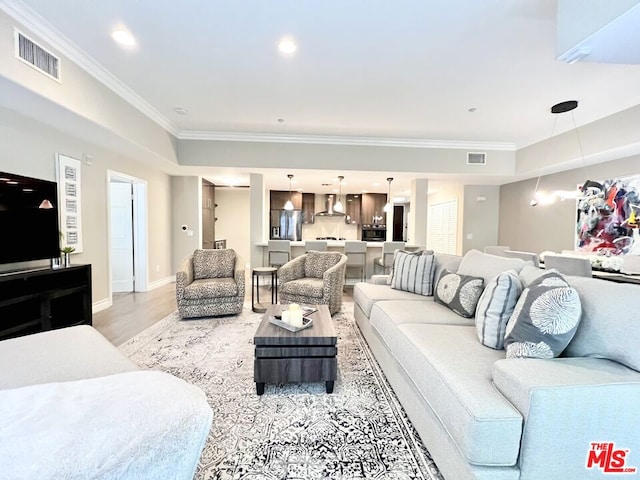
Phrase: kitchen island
[{"left": 255, "top": 240, "right": 421, "bottom": 280}]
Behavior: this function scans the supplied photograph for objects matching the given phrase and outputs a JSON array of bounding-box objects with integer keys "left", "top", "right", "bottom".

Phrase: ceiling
[{"left": 6, "top": 0, "right": 640, "bottom": 193}]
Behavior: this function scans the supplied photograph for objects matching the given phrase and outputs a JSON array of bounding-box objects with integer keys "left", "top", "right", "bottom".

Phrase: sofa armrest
[
  {"left": 493, "top": 357, "right": 640, "bottom": 478},
  {"left": 278, "top": 255, "right": 306, "bottom": 283},
  {"left": 370, "top": 275, "right": 390, "bottom": 285},
  {"left": 176, "top": 255, "right": 194, "bottom": 302}
]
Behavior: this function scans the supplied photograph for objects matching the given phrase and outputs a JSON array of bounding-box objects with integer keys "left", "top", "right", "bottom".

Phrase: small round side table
[{"left": 252, "top": 267, "right": 278, "bottom": 313}]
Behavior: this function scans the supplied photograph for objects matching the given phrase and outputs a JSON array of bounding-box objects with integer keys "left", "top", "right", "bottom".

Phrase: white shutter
[{"left": 428, "top": 200, "right": 458, "bottom": 254}]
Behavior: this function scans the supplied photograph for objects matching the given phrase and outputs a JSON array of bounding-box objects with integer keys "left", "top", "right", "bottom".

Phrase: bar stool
[
  {"left": 268, "top": 240, "right": 291, "bottom": 268},
  {"left": 304, "top": 240, "right": 328, "bottom": 252},
  {"left": 373, "top": 241, "right": 405, "bottom": 274},
  {"left": 252, "top": 267, "right": 278, "bottom": 313},
  {"left": 344, "top": 240, "right": 367, "bottom": 285}
]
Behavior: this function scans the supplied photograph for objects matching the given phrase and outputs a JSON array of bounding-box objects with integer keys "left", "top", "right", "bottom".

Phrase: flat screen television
[{"left": 0, "top": 172, "right": 60, "bottom": 265}]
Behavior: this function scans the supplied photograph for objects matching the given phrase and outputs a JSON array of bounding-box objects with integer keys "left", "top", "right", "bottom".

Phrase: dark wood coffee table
[{"left": 253, "top": 304, "right": 337, "bottom": 395}]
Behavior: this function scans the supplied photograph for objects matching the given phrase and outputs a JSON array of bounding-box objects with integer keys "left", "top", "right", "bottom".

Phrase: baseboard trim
[
  {"left": 147, "top": 275, "right": 175, "bottom": 291},
  {"left": 92, "top": 297, "right": 112, "bottom": 314}
]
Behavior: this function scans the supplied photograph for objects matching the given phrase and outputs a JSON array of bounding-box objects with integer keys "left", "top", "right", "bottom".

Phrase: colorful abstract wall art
[{"left": 576, "top": 175, "right": 640, "bottom": 255}]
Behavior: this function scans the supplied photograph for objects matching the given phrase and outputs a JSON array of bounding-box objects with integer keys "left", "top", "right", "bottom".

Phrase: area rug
[{"left": 119, "top": 303, "right": 443, "bottom": 480}]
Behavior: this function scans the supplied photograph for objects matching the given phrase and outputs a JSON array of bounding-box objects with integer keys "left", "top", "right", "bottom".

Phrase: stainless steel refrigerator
[{"left": 270, "top": 209, "right": 302, "bottom": 241}]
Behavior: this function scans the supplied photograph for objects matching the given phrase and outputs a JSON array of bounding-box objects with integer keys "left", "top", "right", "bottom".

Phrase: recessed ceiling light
[
  {"left": 112, "top": 29, "right": 136, "bottom": 47},
  {"left": 278, "top": 38, "right": 297, "bottom": 54},
  {"left": 372, "top": 183, "right": 381, "bottom": 187},
  {"left": 174, "top": 107, "right": 188, "bottom": 115}
]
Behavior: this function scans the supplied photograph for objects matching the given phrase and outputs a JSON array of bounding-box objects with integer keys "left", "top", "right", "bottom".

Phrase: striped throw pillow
[
  {"left": 390, "top": 252, "right": 436, "bottom": 296},
  {"left": 475, "top": 270, "right": 522, "bottom": 349}
]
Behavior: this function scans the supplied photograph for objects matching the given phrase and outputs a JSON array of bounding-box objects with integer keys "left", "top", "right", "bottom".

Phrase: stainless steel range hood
[{"left": 315, "top": 194, "right": 345, "bottom": 217}]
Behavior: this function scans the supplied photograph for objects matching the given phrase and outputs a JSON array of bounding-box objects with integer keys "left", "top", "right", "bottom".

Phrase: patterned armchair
[
  {"left": 279, "top": 251, "right": 347, "bottom": 315},
  {"left": 176, "top": 249, "right": 245, "bottom": 319}
]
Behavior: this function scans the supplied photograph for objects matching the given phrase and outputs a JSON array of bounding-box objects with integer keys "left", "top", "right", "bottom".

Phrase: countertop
[{"left": 256, "top": 241, "right": 421, "bottom": 249}]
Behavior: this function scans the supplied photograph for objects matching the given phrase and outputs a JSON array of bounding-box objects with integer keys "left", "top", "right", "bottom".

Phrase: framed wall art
[
  {"left": 576, "top": 175, "right": 640, "bottom": 255},
  {"left": 56, "top": 154, "right": 83, "bottom": 253}
]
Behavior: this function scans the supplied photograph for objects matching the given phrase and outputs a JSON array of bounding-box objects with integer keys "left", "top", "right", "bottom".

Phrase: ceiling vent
[
  {"left": 14, "top": 29, "right": 60, "bottom": 82},
  {"left": 467, "top": 152, "right": 486, "bottom": 165}
]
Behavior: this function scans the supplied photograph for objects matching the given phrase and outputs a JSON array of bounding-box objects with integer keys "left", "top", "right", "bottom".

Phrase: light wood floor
[
  {"left": 94, "top": 282, "right": 354, "bottom": 346},
  {"left": 93, "top": 283, "right": 177, "bottom": 346}
]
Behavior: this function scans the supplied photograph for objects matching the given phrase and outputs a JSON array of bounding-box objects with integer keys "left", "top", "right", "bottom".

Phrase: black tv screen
[{"left": 0, "top": 172, "right": 60, "bottom": 264}]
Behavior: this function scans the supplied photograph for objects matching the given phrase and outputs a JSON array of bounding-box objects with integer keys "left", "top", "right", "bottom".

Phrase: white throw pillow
[{"left": 475, "top": 270, "right": 522, "bottom": 349}]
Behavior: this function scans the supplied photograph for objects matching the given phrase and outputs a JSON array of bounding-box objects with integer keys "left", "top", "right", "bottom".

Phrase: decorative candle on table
[{"left": 288, "top": 303, "right": 304, "bottom": 327}]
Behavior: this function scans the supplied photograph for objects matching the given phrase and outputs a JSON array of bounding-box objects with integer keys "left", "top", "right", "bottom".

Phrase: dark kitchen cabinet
[
  {"left": 270, "top": 190, "right": 302, "bottom": 210},
  {"left": 361, "top": 193, "right": 387, "bottom": 225},
  {"left": 302, "top": 193, "right": 315, "bottom": 224},
  {"left": 344, "top": 194, "right": 361, "bottom": 224}
]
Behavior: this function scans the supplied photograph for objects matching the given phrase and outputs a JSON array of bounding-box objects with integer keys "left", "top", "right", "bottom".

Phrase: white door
[{"left": 110, "top": 182, "right": 134, "bottom": 292}]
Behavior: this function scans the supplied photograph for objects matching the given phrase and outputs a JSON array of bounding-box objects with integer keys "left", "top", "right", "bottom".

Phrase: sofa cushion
[
  {"left": 433, "top": 253, "right": 463, "bottom": 284},
  {"left": 457, "top": 249, "right": 531, "bottom": 286},
  {"left": 475, "top": 270, "right": 522, "bottom": 350},
  {"left": 184, "top": 278, "right": 239, "bottom": 300},
  {"left": 369, "top": 300, "right": 474, "bottom": 340},
  {"left": 434, "top": 269, "right": 484, "bottom": 318},
  {"left": 304, "top": 251, "right": 342, "bottom": 279},
  {"left": 564, "top": 276, "right": 640, "bottom": 372},
  {"left": 390, "top": 252, "right": 436, "bottom": 296},
  {"left": 504, "top": 272, "right": 581, "bottom": 359},
  {"left": 353, "top": 282, "right": 431, "bottom": 317},
  {"left": 280, "top": 277, "right": 324, "bottom": 298},
  {"left": 193, "top": 248, "right": 235, "bottom": 279},
  {"left": 519, "top": 264, "right": 560, "bottom": 288},
  {"left": 371, "top": 321, "right": 522, "bottom": 466}
]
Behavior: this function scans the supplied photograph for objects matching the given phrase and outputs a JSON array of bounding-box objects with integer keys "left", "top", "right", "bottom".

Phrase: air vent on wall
[
  {"left": 14, "top": 29, "right": 60, "bottom": 81},
  {"left": 467, "top": 152, "right": 486, "bottom": 165}
]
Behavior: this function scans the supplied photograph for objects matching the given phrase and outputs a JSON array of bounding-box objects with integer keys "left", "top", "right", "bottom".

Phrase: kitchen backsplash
[{"left": 302, "top": 216, "right": 359, "bottom": 240}]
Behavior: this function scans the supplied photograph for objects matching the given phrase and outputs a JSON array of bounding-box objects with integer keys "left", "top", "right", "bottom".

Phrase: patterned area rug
[{"left": 119, "top": 303, "right": 443, "bottom": 480}]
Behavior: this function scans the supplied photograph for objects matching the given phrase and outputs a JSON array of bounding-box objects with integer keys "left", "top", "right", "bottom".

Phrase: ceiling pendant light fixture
[
  {"left": 284, "top": 174, "right": 294, "bottom": 211},
  {"left": 530, "top": 100, "right": 582, "bottom": 207},
  {"left": 334, "top": 176, "right": 344, "bottom": 213},
  {"left": 383, "top": 177, "right": 393, "bottom": 212}
]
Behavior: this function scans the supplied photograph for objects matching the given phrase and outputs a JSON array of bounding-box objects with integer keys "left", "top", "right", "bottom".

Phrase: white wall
[
  {"left": 499, "top": 154, "right": 640, "bottom": 253},
  {"left": 0, "top": 107, "right": 173, "bottom": 306},
  {"left": 214, "top": 187, "right": 251, "bottom": 267},
  {"left": 462, "top": 185, "right": 500, "bottom": 254}
]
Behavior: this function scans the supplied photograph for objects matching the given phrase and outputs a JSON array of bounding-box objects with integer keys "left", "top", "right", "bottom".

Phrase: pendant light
[
  {"left": 530, "top": 100, "right": 583, "bottom": 207},
  {"left": 284, "top": 174, "right": 294, "bottom": 211},
  {"left": 383, "top": 177, "right": 393, "bottom": 213},
  {"left": 334, "top": 176, "right": 344, "bottom": 213}
]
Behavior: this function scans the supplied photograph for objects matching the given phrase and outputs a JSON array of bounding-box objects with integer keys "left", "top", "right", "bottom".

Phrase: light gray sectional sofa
[
  {"left": 0, "top": 325, "right": 213, "bottom": 479},
  {"left": 354, "top": 250, "right": 640, "bottom": 480}
]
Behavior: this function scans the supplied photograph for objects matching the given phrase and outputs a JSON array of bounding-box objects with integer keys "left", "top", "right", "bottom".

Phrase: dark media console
[{"left": 0, "top": 264, "right": 92, "bottom": 341}]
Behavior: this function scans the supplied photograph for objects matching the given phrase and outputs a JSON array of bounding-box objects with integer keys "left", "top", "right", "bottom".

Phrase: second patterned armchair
[{"left": 278, "top": 251, "right": 347, "bottom": 315}]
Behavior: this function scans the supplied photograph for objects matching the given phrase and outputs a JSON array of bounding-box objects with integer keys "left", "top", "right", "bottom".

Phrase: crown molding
[
  {"left": 178, "top": 130, "right": 516, "bottom": 151},
  {"left": 0, "top": 0, "right": 179, "bottom": 137}
]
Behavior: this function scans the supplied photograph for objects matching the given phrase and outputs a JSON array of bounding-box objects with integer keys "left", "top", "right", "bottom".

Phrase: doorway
[
  {"left": 393, "top": 205, "right": 404, "bottom": 241},
  {"left": 108, "top": 171, "right": 148, "bottom": 297}
]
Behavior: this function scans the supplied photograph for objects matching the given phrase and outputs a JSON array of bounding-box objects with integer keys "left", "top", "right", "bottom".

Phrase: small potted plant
[{"left": 61, "top": 246, "right": 75, "bottom": 267}]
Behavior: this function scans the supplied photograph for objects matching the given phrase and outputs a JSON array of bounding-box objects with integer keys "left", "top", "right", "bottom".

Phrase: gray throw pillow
[
  {"left": 390, "top": 252, "right": 436, "bottom": 296},
  {"left": 475, "top": 270, "right": 522, "bottom": 349},
  {"left": 504, "top": 271, "right": 582, "bottom": 359},
  {"left": 434, "top": 269, "right": 484, "bottom": 318}
]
